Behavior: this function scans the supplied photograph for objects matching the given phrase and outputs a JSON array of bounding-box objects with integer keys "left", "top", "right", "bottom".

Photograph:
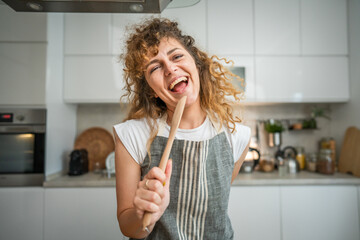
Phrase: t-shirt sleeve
[
  {"left": 232, "top": 124, "right": 251, "bottom": 162},
  {"left": 113, "top": 119, "right": 149, "bottom": 165}
]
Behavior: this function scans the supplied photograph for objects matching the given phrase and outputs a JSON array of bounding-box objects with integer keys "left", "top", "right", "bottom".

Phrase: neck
[{"left": 166, "top": 100, "right": 206, "bottom": 129}]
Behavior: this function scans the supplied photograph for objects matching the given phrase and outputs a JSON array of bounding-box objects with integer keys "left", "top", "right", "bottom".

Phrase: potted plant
[
  {"left": 302, "top": 106, "right": 331, "bottom": 129},
  {"left": 264, "top": 119, "right": 284, "bottom": 147}
]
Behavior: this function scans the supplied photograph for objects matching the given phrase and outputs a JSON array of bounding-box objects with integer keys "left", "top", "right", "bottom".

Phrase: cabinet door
[
  {"left": 207, "top": 0, "right": 253, "bottom": 55},
  {"left": 44, "top": 188, "right": 127, "bottom": 240},
  {"left": 0, "top": 43, "right": 46, "bottom": 106},
  {"left": 161, "top": 0, "right": 206, "bottom": 51},
  {"left": 255, "top": 0, "right": 300, "bottom": 55},
  {"left": 64, "top": 13, "right": 112, "bottom": 55},
  {"left": 0, "top": 5, "right": 46, "bottom": 42},
  {"left": 281, "top": 186, "right": 360, "bottom": 240},
  {"left": 301, "top": 0, "right": 347, "bottom": 55},
  {"left": 0, "top": 188, "right": 44, "bottom": 240},
  {"left": 228, "top": 186, "right": 281, "bottom": 240},
  {"left": 64, "top": 56, "right": 125, "bottom": 103},
  {"left": 255, "top": 56, "right": 349, "bottom": 102},
  {"left": 221, "top": 56, "right": 255, "bottom": 102},
  {"left": 112, "top": 13, "right": 159, "bottom": 55}
]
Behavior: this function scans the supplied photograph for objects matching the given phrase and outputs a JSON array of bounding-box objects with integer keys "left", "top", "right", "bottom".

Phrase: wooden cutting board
[
  {"left": 74, "top": 127, "right": 115, "bottom": 171},
  {"left": 338, "top": 126, "right": 360, "bottom": 177}
]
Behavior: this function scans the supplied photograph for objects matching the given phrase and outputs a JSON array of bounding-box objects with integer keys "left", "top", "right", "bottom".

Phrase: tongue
[{"left": 172, "top": 81, "right": 187, "bottom": 93}]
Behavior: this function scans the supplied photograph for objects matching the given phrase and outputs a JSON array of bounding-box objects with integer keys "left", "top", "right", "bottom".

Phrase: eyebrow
[{"left": 145, "top": 48, "right": 181, "bottom": 69}]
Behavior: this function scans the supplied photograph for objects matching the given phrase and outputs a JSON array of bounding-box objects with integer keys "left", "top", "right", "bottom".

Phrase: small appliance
[{"left": 68, "top": 149, "right": 88, "bottom": 176}]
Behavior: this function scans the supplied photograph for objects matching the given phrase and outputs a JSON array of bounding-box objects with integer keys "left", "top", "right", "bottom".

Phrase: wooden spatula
[{"left": 142, "top": 95, "right": 187, "bottom": 232}]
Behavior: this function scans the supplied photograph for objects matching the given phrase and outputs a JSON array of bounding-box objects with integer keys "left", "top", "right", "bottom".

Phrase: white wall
[
  {"left": 330, "top": 0, "right": 360, "bottom": 158},
  {"left": 45, "top": 13, "right": 77, "bottom": 177}
]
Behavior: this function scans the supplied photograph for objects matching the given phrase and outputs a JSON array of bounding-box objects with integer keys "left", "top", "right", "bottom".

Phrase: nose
[{"left": 164, "top": 60, "right": 177, "bottom": 76}]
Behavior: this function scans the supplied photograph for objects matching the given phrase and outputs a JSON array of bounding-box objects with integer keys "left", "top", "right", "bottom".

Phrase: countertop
[{"left": 43, "top": 170, "right": 360, "bottom": 188}]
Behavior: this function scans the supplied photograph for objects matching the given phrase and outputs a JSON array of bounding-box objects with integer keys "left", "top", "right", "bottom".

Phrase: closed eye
[
  {"left": 173, "top": 54, "right": 183, "bottom": 61},
  {"left": 150, "top": 65, "right": 161, "bottom": 73}
]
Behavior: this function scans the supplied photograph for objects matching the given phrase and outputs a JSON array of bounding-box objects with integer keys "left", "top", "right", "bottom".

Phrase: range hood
[{"left": 2, "top": 0, "right": 173, "bottom": 13}]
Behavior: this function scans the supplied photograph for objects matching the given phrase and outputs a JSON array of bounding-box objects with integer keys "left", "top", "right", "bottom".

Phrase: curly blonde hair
[{"left": 121, "top": 18, "right": 244, "bottom": 148}]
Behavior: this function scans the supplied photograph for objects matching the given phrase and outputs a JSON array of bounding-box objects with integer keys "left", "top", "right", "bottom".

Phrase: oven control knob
[{"left": 16, "top": 115, "right": 25, "bottom": 121}]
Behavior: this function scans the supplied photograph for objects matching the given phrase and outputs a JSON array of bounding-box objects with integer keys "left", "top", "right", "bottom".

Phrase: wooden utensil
[
  {"left": 74, "top": 127, "right": 115, "bottom": 171},
  {"left": 142, "top": 96, "right": 187, "bottom": 232},
  {"left": 338, "top": 126, "right": 360, "bottom": 177}
]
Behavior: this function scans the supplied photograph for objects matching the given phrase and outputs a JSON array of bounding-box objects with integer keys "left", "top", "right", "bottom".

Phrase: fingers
[{"left": 134, "top": 166, "right": 170, "bottom": 219}]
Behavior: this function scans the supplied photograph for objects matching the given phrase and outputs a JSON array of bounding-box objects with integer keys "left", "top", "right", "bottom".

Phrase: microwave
[{"left": 0, "top": 109, "right": 46, "bottom": 186}]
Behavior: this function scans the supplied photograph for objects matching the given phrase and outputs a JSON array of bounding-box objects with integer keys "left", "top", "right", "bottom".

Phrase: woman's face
[{"left": 144, "top": 37, "right": 200, "bottom": 111}]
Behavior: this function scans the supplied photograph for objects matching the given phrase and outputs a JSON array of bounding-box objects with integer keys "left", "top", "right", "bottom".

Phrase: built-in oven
[{"left": 0, "top": 109, "right": 46, "bottom": 186}]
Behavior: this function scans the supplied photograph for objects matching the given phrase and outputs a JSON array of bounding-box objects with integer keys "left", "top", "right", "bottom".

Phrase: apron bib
[{"left": 133, "top": 118, "right": 234, "bottom": 240}]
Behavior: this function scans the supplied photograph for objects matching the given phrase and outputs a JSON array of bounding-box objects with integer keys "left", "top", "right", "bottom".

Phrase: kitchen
[{"left": 0, "top": 0, "right": 360, "bottom": 239}]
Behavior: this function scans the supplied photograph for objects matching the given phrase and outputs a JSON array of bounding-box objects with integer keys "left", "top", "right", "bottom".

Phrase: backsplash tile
[{"left": 77, "top": 103, "right": 332, "bottom": 157}]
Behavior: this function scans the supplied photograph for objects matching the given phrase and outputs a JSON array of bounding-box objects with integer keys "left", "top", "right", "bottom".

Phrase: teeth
[{"left": 169, "top": 77, "right": 187, "bottom": 90}]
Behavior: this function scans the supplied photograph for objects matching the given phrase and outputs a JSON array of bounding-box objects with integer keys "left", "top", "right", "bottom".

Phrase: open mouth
[{"left": 169, "top": 77, "right": 188, "bottom": 92}]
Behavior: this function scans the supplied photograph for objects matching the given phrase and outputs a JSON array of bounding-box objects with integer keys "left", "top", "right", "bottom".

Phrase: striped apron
[{"left": 132, "top": 118, "right": 234, "bottom": 240}]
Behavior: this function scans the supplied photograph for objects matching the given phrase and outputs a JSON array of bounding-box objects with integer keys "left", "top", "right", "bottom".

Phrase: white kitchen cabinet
[
  {"left": 0, "top": 187, "right": 44, "bottom": 240},
  {"left": 64, "top": 13, "right": 112, "bottom": 55},
  {"left": 254, "top": 0, "right": 300, "bottom": 55},
  {"left": 228, "top": 186, "right": 281, "bottom": 240},
  {"left": 255, "top": 56, "right": 349, "bottom": 102},
  {"left": 0, "top": 5, "right": 47, "bottom": 42},
  {"left": 281, "top": 186, "right": 360, "bottom": 240},
  {"left": 207, "top": 0, "right": 253, "bottom": 55},
  {"left": 112, "top": 13, "right": 158, "bottom": 55},
  {"left": 221, "top": 56, "right": 256, "bottom": 102},
  {"left": 0, "top": 43, "right": 46, "bottom": 106},
  {"left": 301, "top": 0, "right": 348, "bottom": 55},
  {"left": 44, "top": 188, "right": 127, "bottom": 240},
  {"left": 161, "top": 0, "right": 206, "bottom": 51},
  {"left": 64, "top": 55, "right": 125, "bottom": 103}
]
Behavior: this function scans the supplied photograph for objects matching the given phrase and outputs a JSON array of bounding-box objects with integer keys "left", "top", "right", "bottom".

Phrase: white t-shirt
[{"left": 114, "top": 116, "right": 251, "bottom": 164}]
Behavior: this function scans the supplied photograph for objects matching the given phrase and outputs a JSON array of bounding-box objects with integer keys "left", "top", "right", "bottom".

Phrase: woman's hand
[{"left": 133, "top": 159, "right": 173, "bottom": 226}]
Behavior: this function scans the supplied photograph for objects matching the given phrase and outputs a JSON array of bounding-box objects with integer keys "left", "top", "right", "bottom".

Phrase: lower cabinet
[
  {"left": 229, "top": 185, "right": 360, "bottom": 240},
  {"left": 281, "top": 186, "right": 359, "bottom": 240},
  {"left": 44, "top": 188, "right": 127, "bottom": 240},
  {"left": 0, "top": 187, "right": 44, "bottom": 240},
  {"left": 228, "top": 186, "right": 281, "bottom": 240}
]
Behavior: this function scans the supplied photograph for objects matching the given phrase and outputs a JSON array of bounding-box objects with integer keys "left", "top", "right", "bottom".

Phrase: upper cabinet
[
  {"left": 0, "top": 43, "right": 46, "bottom": 106},
  {"left": 112, "top": 13, "right": 158, "bottom": 55},
  {"left": 64, "top": 56, "right": 125, "bottom": 103},
  {"left": 0, "top": 5, "right": 46, "bottom": 42},
  {"left": 207, "top": 0, "right": 254, "bottom": 55},
  {"left": 255, "top": 0, "right": 300, "bottom": 55},
  {"left": 63, "top": 0, "right": 349, "bottom": 104},
  {"left": 0, "top": 5, "right": 47, "bottom": 106},
  {"left": 162, "top": 0, "right": 206, "bottom": 51},
  {"left": 301, "top": 0, "right": 348, "bottom": 55},
  {"left": 64, "top": 13, "right": 112, "bottom": 55},
  {"left": 254, "top": 0, "right": 348, "bottom": 56},
  {"left": 256, "top": 56, "right": 349, "bottom": 102}
]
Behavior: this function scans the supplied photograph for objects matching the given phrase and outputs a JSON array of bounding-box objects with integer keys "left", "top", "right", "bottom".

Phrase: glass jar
[
  {"left": 296, "top": 147, "right": 306, "bottom": 170},
  {"left": 306, "top": 152, "right": 318, "bottom": 172},
  {"left": 259, "top": 154, "right": 275, "bottom": 172},
  {"left": 317, "top": 149, "right": 335, "bottom": 174},
  {"left": 319, "top": 137, "right": 336, "bottom": 164}
]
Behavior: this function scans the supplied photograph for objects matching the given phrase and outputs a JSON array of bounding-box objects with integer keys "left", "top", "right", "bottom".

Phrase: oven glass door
[{"left": 0, "top": 133, "right": 44, "bottom": 174}]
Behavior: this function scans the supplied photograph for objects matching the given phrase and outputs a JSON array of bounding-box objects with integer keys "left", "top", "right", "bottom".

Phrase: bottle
[
  {"left": 296, "top": 147, "right": 306, "bottom": 170},
  {"left": 317, "top": 149, "right": 335, "bottom": 174}
]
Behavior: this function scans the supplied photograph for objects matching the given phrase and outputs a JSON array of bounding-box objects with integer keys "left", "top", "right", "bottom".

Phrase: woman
[{"left": 113, "top": 18, "right": 250, "bottom": 239}]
